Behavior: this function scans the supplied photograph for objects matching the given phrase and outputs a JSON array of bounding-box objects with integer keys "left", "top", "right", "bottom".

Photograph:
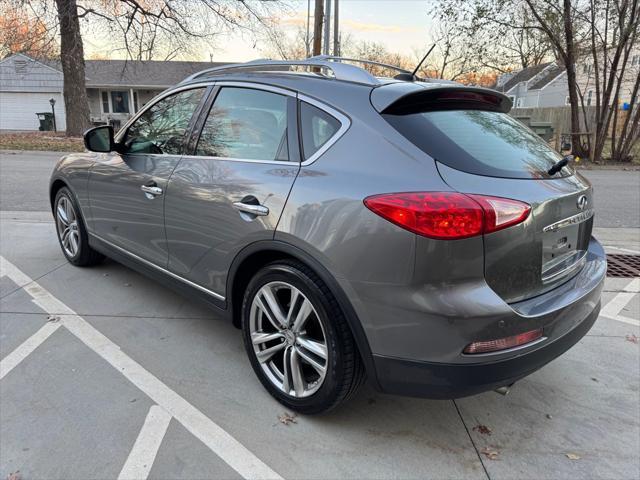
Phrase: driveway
[{"left": 1, "top": 150, "right": 639, "bottom": 479}]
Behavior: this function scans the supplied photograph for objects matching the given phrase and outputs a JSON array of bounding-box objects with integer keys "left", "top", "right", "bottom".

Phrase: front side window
[
  {"left": 299, "top": 102, "right": 341, "bottom": 160},
  {"left": 196, "top": 87, "right": 289, "bottom": 161},
  {"left": 111, "top": 91, "right": 130, "bottom": 113},
  {"left": 123, "top": 88, "right": 205, "bottom": 155}
]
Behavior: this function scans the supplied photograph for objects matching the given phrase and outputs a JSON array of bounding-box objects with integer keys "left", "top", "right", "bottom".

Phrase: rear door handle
[
  {"left": 232, "top": 202, "right": 269, "bottom": 216},
  {"left": 141, "top": 185, "right": 163, "bottom": 198}
]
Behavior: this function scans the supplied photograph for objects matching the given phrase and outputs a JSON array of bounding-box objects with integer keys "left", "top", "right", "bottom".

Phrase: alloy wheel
[
  {"left": 249, "top": 281, "right": 328, "bottom": 398},
  {"left": 56, "top": 195, "right": 80, "bottom": 258}
]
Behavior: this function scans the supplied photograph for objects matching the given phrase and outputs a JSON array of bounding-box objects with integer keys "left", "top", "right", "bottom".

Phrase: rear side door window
[
  {"left": 196, "top": 87, "right": 291, "bottom": 161},
  {"left": 122, "top": 88, "right": 205, "bottom": 155},
  {"left": 299, "top": 101, "right": 341, "bottom": 160}
]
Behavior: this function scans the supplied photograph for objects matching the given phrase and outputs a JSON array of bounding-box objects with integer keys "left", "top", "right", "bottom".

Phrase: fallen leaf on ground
[
  {"left": 278, "top": 412, "right": 297, "bottom": 426},
  {"left": 480, "top": 446, "right": 499, "bottom": 460},
  {"left": 7, "top": 471, "right": 21, "bottom": 480},
  {"left": 473, "top": 424, "right": 492, "bottom": 435},
  {"left": 565, "top": 453, "right": 581, "bottom": 460},
  {"left": 546, "top": 414, "right": 553, "bottom": 419},
  {"left": 47, "top": 315, "right": 60, "bottom": 323},
  {"left": 625, "top": 334, "right": 638, "bottom": 344}
]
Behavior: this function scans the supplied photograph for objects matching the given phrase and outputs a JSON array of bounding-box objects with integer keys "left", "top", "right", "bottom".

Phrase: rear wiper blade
[{"left": 548, "top": 154, "right": 575, "bottom": 176}]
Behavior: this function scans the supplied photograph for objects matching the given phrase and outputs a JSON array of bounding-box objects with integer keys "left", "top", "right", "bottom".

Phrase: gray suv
[{"left": 50, "top": 56, "right": 606, "bottom": 413}]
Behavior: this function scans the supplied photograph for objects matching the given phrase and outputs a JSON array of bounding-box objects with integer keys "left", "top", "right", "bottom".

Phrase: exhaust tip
[{"left": 494, "top": 384, "right": 513, "bottom": 396}]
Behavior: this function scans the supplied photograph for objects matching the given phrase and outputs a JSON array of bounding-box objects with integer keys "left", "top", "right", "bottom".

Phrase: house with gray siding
[
  {"left": 0, "top": 53, "right": 226, "bottom": 131},
  {"left": 493, "top": 63, "right": 569, "bottom": 108}
]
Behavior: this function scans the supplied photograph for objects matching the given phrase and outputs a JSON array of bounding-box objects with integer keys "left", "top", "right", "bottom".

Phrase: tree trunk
[
  {"left": 312, "top": 0, "right": 323, "bottom": 56},
  {"left": 55, "top": 0, "right": 90, "bottom": 136}
]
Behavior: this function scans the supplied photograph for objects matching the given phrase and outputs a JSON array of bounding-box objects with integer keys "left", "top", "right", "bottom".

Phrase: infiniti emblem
[{"left": 577, "top": 195, "right": 588, "bottom": 210}]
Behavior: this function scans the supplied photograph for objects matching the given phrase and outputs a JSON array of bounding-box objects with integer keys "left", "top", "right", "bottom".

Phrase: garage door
[{"left": 0, "top": 91, "right": 66, "bottom": 131}]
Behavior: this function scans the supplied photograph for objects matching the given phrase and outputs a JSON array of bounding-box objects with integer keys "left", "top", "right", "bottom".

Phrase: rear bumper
[{"left": 373, "top": 301, "right": 599, "bottom": 398}]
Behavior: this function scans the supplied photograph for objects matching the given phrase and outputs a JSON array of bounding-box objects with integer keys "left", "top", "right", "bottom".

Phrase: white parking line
[
  {"left": 600, "top": 278, "right": 640, "bottom": 327},
  {"left": 0, "top": 256, "right": 283, "bottom": 480},
  {"left": 0, "top": 321, "right": 61, "bottom": 380},
  {"left": 118, "top": 405, "right": 172, "bottom": 480}
]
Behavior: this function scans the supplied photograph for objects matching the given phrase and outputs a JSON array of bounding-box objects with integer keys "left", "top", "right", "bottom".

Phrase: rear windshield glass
[{"left": 384, "top": 110, "right": 567, "bottom": 179}]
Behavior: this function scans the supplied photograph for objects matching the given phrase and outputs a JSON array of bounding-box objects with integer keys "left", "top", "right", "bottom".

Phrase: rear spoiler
[{"left": 370, "top": 82, "right": 512, "bottom": 115}]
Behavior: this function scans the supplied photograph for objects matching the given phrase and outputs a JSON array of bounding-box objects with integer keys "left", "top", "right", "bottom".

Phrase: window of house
[
  {"left": 101, "top": 92, "right": 110, "bottom": 113},
  {"left": 111, "top": 91, "right": 130, "bottom": 113},
  {"left": 586, "top": 90, "right": 593, "bottom": 106},
  {"left": 632, "top": 55, "right": 639, "bottom": 66},
  {"left": 508, "top": 95, "right": 516, "bottom": 105},
  {"left": 582, "top": 64, "right": 592, "bottom": 74},
  {"left": 300, "top": 102, "right": 341, "bottom": 160},
  {"left": 122, "top": 88, "right": 205, "bottom": 155},
  {"left": 196, "top": 87, "right": 290, "bottom": 161},
  {"left": 565, "top": 96, "right": 571, "bottom": 105},
  {"left": 516, "top": 98, "right": 524, "bottom": 108}
]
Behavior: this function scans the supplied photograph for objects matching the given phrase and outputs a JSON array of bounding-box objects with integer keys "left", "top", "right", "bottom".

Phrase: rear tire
[
  {"left": 54, "top": 187, "right": 104, "bottom": 267},
  {"left": 241, "top": 260, "right": 364, "bottom": 414}
]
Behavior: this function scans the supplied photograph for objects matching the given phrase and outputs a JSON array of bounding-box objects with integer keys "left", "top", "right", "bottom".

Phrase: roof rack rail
[{"left": 180, "top": 55, "right": 414, "bottom": 85}]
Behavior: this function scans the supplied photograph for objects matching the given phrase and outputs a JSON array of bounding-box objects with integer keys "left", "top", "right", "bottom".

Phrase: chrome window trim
[
  {"left": 212, "top": 81, "right": 297, "bottom": 97},
  {"left": 179, "top": 154, "right": 297, "bottom": 166},
  {"left": 89, "top": 232, "right": 226, "bottom": 301},
  {"left": 298, "top": 93, "right": 351, "bottom": 166}
]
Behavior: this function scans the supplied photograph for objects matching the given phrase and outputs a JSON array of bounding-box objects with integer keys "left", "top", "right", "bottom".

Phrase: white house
[
  {"left": 493, "top": 63, "right": 569, "bottom": 108},
  {"left": 0, "top": 53, "right": 227, "bottom": 131}
]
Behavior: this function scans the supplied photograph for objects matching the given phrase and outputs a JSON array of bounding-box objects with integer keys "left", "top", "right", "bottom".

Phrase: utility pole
[
  {"left": 333, "top": 0, "right": 339, "bottom": 56},
  {"left": 323, "top": 0, "right": 332, "bottom": 55},
  {"left": 312, "top": 0, "right": 323, "bottom": 56}
]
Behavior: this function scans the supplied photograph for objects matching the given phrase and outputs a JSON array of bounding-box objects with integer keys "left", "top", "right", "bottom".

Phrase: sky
[{"left": 83, "top": 0, "right": 436, "bottom": 63}]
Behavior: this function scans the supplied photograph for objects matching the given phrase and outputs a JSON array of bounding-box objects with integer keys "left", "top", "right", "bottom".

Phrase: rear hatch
[{"left": 376, "top": 84, "right": 594, "bottom": 303}]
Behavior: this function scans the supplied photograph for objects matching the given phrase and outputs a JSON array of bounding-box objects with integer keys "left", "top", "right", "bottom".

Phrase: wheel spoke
[
  {"left": 282, "top": 346, "right": 292, "bottom": 393},
  {"left": 57, "top": 204, "right": 69, "bottom": 226},
  {"left": 260, "top": 286, "right": 287, "bottom": 329},
  {"left": 256, "top": 341, "right": 286, "bottom": 364},
  {"left": 255, "top": 296, "right": 283, "bottom": 332},
  {"left": 69, "top": 232, "right": 79, "bottom": 254},
  {"left": 291, "top": 298, "right": 313, "bottom": 333},
  {"left": 289, "top": 348, "right": 305, "bottom": 396},
  {"left": 61, "top": 228, "right": 71, "bottom": 248},
  {"left": 251, "top": 331, "right": 284, "bottom": 346},
  {"left": 295, "top": 346, "right": 326, "bottom": 375},
  {"left": 297, "top": 336, "right": 328, "bottom": 360},
  {"left": 65, "top": 198, "right": 75, "bottom": 224},
  {"left": 285, "top": 289, "right": 300, "bottom": 327}
]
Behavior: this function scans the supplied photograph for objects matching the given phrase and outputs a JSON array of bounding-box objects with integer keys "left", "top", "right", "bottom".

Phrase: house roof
[
  {"left": 495, "top": 63, "right": 551, "bottom": 92},
  {"left": 39, "top": 57, "right": 229, "bottom": 88},
  {"left": 528, "top": 64, "right": 565, "bottom": 90}
]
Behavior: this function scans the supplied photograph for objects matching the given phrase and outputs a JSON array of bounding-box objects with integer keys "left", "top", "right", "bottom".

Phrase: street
[{"left": 1, "top": 150, "right": 639, "bottom": 479}]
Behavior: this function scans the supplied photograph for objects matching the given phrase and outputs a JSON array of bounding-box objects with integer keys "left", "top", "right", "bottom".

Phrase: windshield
[{"left": 384, "top": 110, "right": 568, "bottom": 179}]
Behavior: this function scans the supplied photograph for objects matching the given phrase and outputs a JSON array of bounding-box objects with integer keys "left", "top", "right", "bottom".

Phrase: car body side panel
[
  {"left": 49, "top": 153, "right": 97, "bottom": 225},
  {"left": 164, "top": 157, "right": 299, "bottom": 297}
]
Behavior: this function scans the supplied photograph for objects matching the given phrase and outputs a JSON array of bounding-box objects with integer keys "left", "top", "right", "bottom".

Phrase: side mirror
[{"left": 84, "top": 125, "right": 115, "bottom": 153}]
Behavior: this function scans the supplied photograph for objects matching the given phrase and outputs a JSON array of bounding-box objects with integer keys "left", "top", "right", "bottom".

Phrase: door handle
[
  {"left": 232, "top": 201, "right": 269, "bottom": 216},
  {"left": 141, "top": 185, "right": 163, "bottom": 198}
]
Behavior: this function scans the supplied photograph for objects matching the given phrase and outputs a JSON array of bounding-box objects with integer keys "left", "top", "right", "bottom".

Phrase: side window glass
[
  {"left": 300, "top": 101, "right": 341, "bottom": 160},
  {"left": 123, "top": 88, "right": 204, "bottom": 155},
  {"left": 196, "top": 87, "right": 289, "bottom": 161}
]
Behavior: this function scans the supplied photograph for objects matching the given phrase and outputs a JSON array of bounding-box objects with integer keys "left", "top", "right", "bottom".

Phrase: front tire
[
  {"left": 241, "top": 260, "right": 364, "bottom": 414},
  {"left": 54, "top": 187, "right": 104, "bottom": 266}
]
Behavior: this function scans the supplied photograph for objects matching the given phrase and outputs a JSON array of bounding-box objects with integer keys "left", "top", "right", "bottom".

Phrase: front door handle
[
  {"left": 141, "top": 184, "right": 163, "bottom": 198},
  {"left": 232, "top": 201, "right": 269, "bottom": 216}
]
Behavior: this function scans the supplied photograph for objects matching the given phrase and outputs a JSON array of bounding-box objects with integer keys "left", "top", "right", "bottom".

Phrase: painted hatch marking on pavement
[
  {"left": 0, "top": 255, "right": 283, "bottom": 480},
  {"left": 600, "top": 278, "right": 640, "bottom": 327}
]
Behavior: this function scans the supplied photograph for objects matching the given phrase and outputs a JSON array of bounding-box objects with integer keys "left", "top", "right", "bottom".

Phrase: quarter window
[
  {"left": 196, "top": 87, "right": 289, "bottom": 161},
  {"left": 123, "top": 88, "right": 205, "bottom": 155},
  {"left": 299, "top": 102, "right": 341, "bottom": 160}
]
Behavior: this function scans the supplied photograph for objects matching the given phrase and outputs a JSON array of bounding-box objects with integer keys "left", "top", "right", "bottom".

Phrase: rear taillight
[
  {"left": 463, "top": 328, "right": 543, "bottom": 354},
  {"left": 363, "top": 192, "right": 530, "bottom": 240}
]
